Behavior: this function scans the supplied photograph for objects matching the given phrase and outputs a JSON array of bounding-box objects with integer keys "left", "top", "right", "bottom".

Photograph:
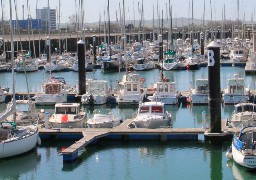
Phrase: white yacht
[
  {"left": 227, "top": 103, "right": 256, "bottom": 128},
  {"left": 148, "top": 79, "right": 179, "bottom": 105},
  {"left": 223, "top": 74, "right": 249, "bottom": 104},
  {"left": 48, "top": 103, "right": 86, "bottom": 128},
  {"left": 226, "top": 126, "right": 256, "bottom": 169},
  {"left": 130, "top": 101, "right": 171, "bottom": 129},
  {"left": 132, "top": 58, "right": 155, "bottom": 71},
  {"left": 33, "top": 76, "right": 69, "bottom": 105},
  {"left": 188, "top": 79, "right": 209, "bottom": 105},
  {"left": 117, "top": 73, "right": 145, "bottom": 105},
  {"left": 87, "top": 109, "right": 123, "bottom": 128},
  {"left": 15, "top": 56, "right": 39, "bottom": 72},
  {"left": 81, "top": 79, "right": 110, "bottom": 105}
]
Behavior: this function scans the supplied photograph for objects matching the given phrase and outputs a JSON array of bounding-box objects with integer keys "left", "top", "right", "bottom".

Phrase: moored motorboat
[
  {"left": 226, "top": 125, "right": 256, "bottom": 169},
  {"left": 48, "top": 103, "right": 86, "bottom": 128},
  {"left": 130, "top": 101, "right": 172, "bottom": 129},
  {"left": 87, "top": 109, "right": 123, "bottom": 128}
]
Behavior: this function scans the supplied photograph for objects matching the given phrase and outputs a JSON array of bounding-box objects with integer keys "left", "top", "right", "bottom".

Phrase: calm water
[{"left": 1, "top": 67, "right": 256, "bottom": 179}]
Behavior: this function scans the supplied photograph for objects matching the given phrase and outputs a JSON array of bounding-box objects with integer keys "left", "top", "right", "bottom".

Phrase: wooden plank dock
[{"left": 39, "top": 119, "right": 235, "bottom": 162}]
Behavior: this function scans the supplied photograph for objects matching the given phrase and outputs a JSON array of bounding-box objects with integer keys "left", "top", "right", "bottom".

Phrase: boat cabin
[
  {"left": 227, "top": 78, "right": 245, "bottom": 94},
  {"left": 195, "top": 79, "right": 209, "bottom": 94},
  {"left": 155, "top": 81, "right": 176, "bottom": 94},
  {"left": 86, "top": 80, "right": 108, "bottom": 95},
  {"left": 234, "top": 103, "right": 256, "bottom": 113},
  {"left": 55, "top": 103, "right": 81, "bottom": 115}
]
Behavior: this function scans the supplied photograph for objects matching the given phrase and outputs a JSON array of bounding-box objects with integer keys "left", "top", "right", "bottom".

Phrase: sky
[{"left": 1, "top": 0, "right": 256, "bottom": 24}]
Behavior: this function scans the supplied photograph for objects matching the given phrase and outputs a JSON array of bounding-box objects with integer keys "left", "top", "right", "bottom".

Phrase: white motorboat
[
  {"left": 81, "top": 79, "right": 110, "bottom": 105},
  {"left": 117, "top": 73, "right": 145, "bottom": 105},
  {"left": 130, "top": 101, "right": 172, "bottom": 129},
  {"left": 188, "top": 78, "right": 209, "bottom": 105},
  {"left": 15, "top": 56, "right": 39, "bottom": 72},
  {"left": 132, "top": 58, "right": 155, "bottom": 71},
  {"left": 223, "top": 74, "right": 249, "bottom": 104},
  {"left": 160, "top": 58, "right": 181, "bottom": 71},
  {"left": 33, "top": 76, "right": 69, "bottom": 105},
  {"left": 87, "top": 109, "right": 123, "bottom": 128},
  {"left": 48, "top": 103, "right": 86, "bottom": 128},
  {"left": 227, "top": 103, "right": 256, "bottom": 128},
  {"left": 148, "top": 78, "right": 179, "bottom": 105},
  {"left": 226, "top": 125, "right": 256, "bottom": 169}
]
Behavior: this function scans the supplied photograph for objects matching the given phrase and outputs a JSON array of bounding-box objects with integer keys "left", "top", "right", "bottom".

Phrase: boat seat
[{"left": 253, "top": 149, "right": 256, "bottom": 155}]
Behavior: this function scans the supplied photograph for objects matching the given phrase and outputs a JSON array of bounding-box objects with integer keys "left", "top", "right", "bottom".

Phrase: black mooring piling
[
  {"left": 200, "top": 32, "right": 204, "bottom": 56},
  {"left": 77, "top": 40, "right": 86, "bottom": 95},
  {"left": 208, "top": 41, "right": 221, "bottom": 133},
  {"left": 204, "top": 41, "right": 232, "bottom": 142}
]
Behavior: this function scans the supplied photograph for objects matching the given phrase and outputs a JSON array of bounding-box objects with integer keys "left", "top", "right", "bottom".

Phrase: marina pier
[{"left": 39, "top": 119, "right": 233, "bottom": 162}]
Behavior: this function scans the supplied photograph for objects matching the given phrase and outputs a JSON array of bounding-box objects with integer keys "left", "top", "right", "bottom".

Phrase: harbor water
[{"left": 1, "top": 67, "right": 256, "bottom": 179}]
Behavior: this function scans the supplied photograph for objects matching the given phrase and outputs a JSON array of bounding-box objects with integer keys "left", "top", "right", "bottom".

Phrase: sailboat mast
[
  {"left": 1, "top": 0, "right": 6, "bottom": 61},
  {"left": 9, "top": 0, "right": 16, "bottom": 122},
  {"left": 107, "top": 0, "right": 111, "bottom": 56},
  {"left": 58, "top": 0, "right": 61, "bottom": 54}
]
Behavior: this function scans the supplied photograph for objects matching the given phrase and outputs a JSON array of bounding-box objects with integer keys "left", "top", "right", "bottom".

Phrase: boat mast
[
  {"left": 9, "top": 0, "right": 16, "bottom": 122},
  {"left": 107, "top": 0, "right": 111, "bottom": 57},
  {"left": 1, "top": 0, "right": 6, "bottom": 61}
]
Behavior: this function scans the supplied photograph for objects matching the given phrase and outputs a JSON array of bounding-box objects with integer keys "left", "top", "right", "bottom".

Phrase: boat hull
[
  {"left": 232, "top": 144, "right": 256, "bottom": 169},
  {"left": 0, "top": 127, "right": 38, "bottom": 158}
]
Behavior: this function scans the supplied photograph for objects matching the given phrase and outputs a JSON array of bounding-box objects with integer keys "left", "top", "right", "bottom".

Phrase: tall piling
[
  {"left": 207, "top": 41, "right": 221, "bottom": 133},
  {"left": 77, "top": 40, "right": 86, "bottom": 95},
  {"left": 200, "top": 32, "right": 204, "bottom": 56}
]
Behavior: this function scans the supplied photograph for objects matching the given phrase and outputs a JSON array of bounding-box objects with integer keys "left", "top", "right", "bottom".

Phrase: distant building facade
[
  {"left": 12, "top": 19, "right": 42, "bottom": 30},
  {"left": 36, "top": 7, "right": 56, "bottom": 30}
]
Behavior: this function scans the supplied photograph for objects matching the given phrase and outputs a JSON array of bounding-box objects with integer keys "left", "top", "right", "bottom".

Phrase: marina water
[{"left": 1, "top": 67, "right": 256, "bottom": 179}]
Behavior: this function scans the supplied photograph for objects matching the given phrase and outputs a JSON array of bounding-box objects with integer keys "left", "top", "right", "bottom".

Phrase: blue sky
[{"left": 2, "top": 0, "right": 256, "bottom": 23}]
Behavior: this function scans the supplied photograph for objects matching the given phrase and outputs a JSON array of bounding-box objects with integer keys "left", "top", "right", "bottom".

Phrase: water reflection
[
  {"left": 0, "top": 149, "right": 41, "bottom": 179},
  {"left": 227, "top": 160, "right": 256, "bottom": 180}
]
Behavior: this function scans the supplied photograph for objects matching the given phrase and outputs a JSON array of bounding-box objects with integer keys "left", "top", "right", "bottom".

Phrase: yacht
[
  {"left": 81, "top": 79, "right": 110, "bottom": 105},
  {"left": 227, "top": 103, "right": 256, "bottom": 128},
  {"left": 117, "top": 73, "right": 145, "bottom": 105},
  {"left": 148, "top": 78, "right": 179, "bottom": 105},
  {"left": 33, "top": 76, "right": 69, "bottom": 105},
  {"left": 188, "top": 78, "right": 209, "bottom": 105},
  {"left": 48, "top": 103, "right": 86, "bottom": 128},
  {"left": 87, "top": 109, "right": 123, "bottom": 128},
  {"left": 130, "top": 101, "right": 172, "bottom": 129},
  {"left": 223, "top": 74, "right": 249, "bottom": 104},
  {"left": 226, "top": 125, "right": 256, "bottom": 169}
]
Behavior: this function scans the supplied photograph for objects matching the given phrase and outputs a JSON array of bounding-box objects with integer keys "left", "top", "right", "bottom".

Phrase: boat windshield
[
  {"left": 236, "top": 105, "right": 256, "bottom": 113},
  {"left": 139, "top": 106, "right": 149, "bottom": 113},
  {"left": 151, "top": 106, "right": 163, "bottom": 113},
  {"left": 56, "top": 107, "right": 77, "bottom": 114}
]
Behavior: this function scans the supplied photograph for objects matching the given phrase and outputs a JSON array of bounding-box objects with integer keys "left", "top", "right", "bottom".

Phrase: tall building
[{"left": 36, "top": 7, "right": 56, "bottom": 30}]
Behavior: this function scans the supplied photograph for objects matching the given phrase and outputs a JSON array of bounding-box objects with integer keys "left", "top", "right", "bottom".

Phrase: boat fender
[
  {"left": 225, "top": 147, "right": 232, "bottom": 159},
  {"left": 37, "top": 137, "right": 41, "bottom": 146}
]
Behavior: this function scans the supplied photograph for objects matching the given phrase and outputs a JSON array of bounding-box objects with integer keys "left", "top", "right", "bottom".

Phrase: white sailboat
[{"left": 0, "top": 1, "right": 39, "bottom": 159}]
